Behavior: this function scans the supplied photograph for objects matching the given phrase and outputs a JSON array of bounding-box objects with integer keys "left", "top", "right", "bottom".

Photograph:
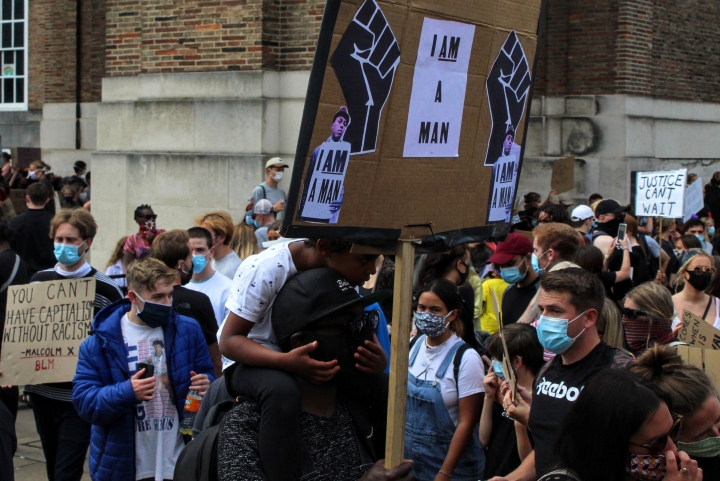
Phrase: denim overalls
[{"left": 404, "top": 335, "right": 484, "bottom": 481}]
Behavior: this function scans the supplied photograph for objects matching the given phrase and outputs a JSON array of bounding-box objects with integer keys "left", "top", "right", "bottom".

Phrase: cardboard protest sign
[
  {"left": 1, "top": 278, "right": 96, "bottom": 385},
  {"left": 284, "top": 0, "right": 544, "bottom": 244},
  {"left": 551, "top": 156, "right": 575, "bottom": 195},
  {"left": 676, "top": 309, "right": 720, "bottom": 350},
  {"left": 684, "top": 177, "right": 704, "bottom": 222},
  {"left": 491, "top": 289, "right": 517, "bottom": 402},
  {"left": 676, "top": 345, "right": 720, "bottom": 391},
  {"left": 635, "top": 169, "right": 686, "bottom": 218}
]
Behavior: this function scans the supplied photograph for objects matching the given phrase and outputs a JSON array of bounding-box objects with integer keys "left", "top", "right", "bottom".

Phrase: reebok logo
[{"left": 536, "top": 377, "right": 583, "bottom": 402}]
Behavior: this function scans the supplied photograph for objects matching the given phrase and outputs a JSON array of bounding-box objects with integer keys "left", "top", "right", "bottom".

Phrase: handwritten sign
[
  {"left": 684, "top": 177, "right": 704, "bottom": 222},
  {"left": 676, "top": 345, "right": 720, "bottom": 391},
  {"left": 635, "top": 169, "right": 686, "bottom": 218},
  {"left": 551, "top": 156, "right": 575, "bottom": 194},
  {"left": 299, "top": 140, "right": 351, "bottom": 223},
  {"left": 1, "top": 278, "right": 96, "bottom": 385},
  {"left": 677, "top": 309, "right": 720, "bottom": 350},
  {"left": 403, "top": 18, "right": 475, "bottom": 158}
]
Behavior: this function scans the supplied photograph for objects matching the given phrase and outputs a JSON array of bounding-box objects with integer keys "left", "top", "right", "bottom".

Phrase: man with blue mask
[
  {"left": 186, "top": 227, "right": 232, "bottom": 329},
  {"left": 252, "top": 199, "right": 276, "bottom": 251},
  {"left": 492, "top": 268, "right": 632, "bottom": 481},
  {"left": 489, "top": 233, "right": 540, "bottom": 325},
  {"left": 685, "top": 218, "right": 716, "bottom": 255},
  {"left": 27, "top": 208, "right": 123, "bottom": 481},
  {"left": 73, "top": 257, "right": 214, "bottom": 481}
]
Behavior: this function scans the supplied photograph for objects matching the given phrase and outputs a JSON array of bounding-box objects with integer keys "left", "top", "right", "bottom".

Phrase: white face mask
[{"left": 273, "top": 172, "right": 284, "bottom": 182}]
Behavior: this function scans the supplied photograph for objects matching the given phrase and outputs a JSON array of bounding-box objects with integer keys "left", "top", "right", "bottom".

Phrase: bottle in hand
[{"left": 179, "top": 390, "right": 202, "bottom": 436}]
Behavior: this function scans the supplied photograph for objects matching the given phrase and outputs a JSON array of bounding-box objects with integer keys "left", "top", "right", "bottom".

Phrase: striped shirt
[{"left": 24, "top": 266, "right": 123, "bottom": 402}]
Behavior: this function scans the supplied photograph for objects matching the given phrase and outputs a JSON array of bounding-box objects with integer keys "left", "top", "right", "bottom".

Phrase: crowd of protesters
[{"left": 1, "top": 162, "right": 720, "bottom": 481}]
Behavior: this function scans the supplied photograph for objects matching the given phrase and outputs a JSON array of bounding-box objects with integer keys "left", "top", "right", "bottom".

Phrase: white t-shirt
[
  {"left": 105, "top": 259, "right": 127, "bottom": 288},
  {"left": 121, "top": 314, "right": 184, "bottom": 481},
  {"left": 218, "top": 240, "right": 300, "bottom": 370},
  {"left": 408, "top": 334, "right": 485, "bottom": 426},
  {"left": 213, "top": 250, "right": 242, "bottom": 280},
  {"left": 187, "top": 272, "right": 232, "bottom": 328}
]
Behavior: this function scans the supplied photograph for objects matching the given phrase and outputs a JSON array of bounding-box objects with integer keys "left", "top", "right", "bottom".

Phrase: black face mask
[
  {"left": 179, "top": 260, "right": 193, "bottom": 286},
  {"left": 597, "top": 215, "right": 623, "bottom": 238},
  {"left": 687, "top": 271, "right": 713, "bottom": 292},
  {"left": 712, "top": 177, "right": 720, "bottom": 187},
  {"left": 457, "top": 261, "right": 469, "bottom": 285}
]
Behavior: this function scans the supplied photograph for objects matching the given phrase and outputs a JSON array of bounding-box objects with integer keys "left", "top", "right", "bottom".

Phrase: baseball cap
[
  {"left": 253, "top": 199, "right": 273, "bottom": 215},
  {"left": 272, "top": 268, "right": 391, "bottom": 349},
  {"left": 334, "top": 106, "right": 350, "bottom": 123},
  {"left": 571, "top": 205, "right": 595, "bottom": 222},
  {"left": 265, "top": 157, "right": 289, "bottom": 169},
  {"left": 488, "top": 233, "right": 533, "bottom": 265},
  {"left": 595, "top": 199, "right": 630, "bottom": 216}
]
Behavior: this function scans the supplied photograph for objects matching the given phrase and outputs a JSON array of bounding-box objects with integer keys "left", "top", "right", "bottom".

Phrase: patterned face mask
[
  {"left": 414, "top": 311, "right": 454, "bottom": 338},
  {"left": 627, "top": 454, "right": 666, "bottom": 480}
]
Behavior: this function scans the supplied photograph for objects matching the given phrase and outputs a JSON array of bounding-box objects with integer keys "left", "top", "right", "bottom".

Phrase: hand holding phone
[
  {"left": 137, "top": 362, "right": 154, "bottom": 379},
  {"left": 616, "top": 223, "right": 627, "bottom": 249}
]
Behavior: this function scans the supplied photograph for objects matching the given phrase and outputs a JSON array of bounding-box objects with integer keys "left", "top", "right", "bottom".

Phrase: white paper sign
[
  {"left": 684, "top": 177, "right": 704, "bottom": 222},
  {"left": 488, "top": 147, "right": 520, "bottom": 222},
  {"left": 403, "top": 18, "right": 475, "bottom": 158},
  {"left": 635, "top": 169, "right": 687, "bottom": 218},
  {"left": 299, "top": 141, "right": 351, "bottom": 223}
]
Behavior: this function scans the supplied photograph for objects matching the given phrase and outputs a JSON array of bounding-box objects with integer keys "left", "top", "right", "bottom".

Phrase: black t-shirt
[
  {"left": 502, "top": 276, "right": 540, "bottom": 325},
  {"left": 600, "top": 271, "right": 616, "bottom": 299},
  {"left": 696, "top": 455, "right": 720, "bottom": 480},
  {"left": 9, "top": 209, "right": 56, "bottom": 275},
  {"left": 173, "top": 285, "right": 218, "bottom": 346},
  {"left": 458, "top": 282, "right": 475, "bottom": 326},
  {"left": 484, "top": 402, "right": 526, "bottom": 478},
  {"left": 0, "top": 249, "right": 30, "bottom": 330},
  {"left": 529, "top": 342, "right": 624, "bottom": 477}
]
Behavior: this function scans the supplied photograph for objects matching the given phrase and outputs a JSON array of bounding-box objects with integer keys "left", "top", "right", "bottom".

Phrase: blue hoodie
[{"left": 72, "top": 299, "right": 215, "bottom": 481}]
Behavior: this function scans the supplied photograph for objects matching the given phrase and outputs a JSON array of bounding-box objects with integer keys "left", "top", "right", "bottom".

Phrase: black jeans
[
  {"left": 0, "top": 386, "right": 18, "bottom": 420},
  {"left": 29, "top": 393, "right": 91, "bottom": 481},
  {"left": 226, "top": 364, "right": 389, "bottom": 480}
]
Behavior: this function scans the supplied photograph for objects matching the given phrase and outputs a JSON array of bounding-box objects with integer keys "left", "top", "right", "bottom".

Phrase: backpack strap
[
  {"left": 0, "top": 254, "right": 20, "bottom": 293},
  {"left": 452, "top": 343, "right": 471, "bottom": 393},
  {"left": 260, "top": 184, "right": 266, "bottom": 199}
]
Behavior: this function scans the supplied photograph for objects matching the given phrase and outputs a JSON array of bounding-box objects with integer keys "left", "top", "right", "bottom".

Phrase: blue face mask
[
  {"left": 54, "top": 240, "right": 86, "bottom": 267},
  {"left": 696, "top": 234, "right": 706, "bottom": 244},
  {"left": 710, "top": 227, "right": 716, "bottom": 237},
  {"left": 136, "top": 294, "right": 172, "bottom": 329},
  {"left": 531, "top": 250, "right": 549, "bottom": 275},
  {"left": 192, "top": 253, "right": 208, "bottom": 273},
  {"left": 536, "top": 310, "right": 587, "bottom": 355},
  {"left": 500, "top": 260, "right": 528, "bottom": 285},
  {"left": 492, "top": 359, "right": 505, "bottom": 380}
]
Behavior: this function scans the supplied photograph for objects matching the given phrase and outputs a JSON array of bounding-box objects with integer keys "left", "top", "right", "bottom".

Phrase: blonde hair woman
[
  {"left": 672, "top": 249, "right": 718, "bottom": 331},
  {"left": 596, "top": 298, "right": 624, "bottom": 349},
  {"left": 623, "top": 281, "right": 676, "bottom": 353},
  {"left": 229, "top": 222, "right": 258, "bottom": 261}
]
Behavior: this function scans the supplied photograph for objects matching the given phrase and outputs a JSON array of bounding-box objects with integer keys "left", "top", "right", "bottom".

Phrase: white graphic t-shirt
[
  {"left": 187, "top": 271, "right": 233, "bottom": 327},
  {"left": 121, "top": 314, "right": 184, "bottom": 481}
]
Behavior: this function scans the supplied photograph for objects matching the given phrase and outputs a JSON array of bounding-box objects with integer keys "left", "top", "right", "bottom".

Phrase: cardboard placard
[
  {"left": 551, "top": 155, "right": 575, "bottom": 194},
  {"left": 676, "top": 345, "right": 720, "bottom": 391},
  {"left": 635, "top": 169, "right": 686, "bottom": 218},
  {"left": 676, "top": 309, "right": 720, "bottom": 350},
  {"left": 1, "top": 278, "right": 96, "bottom": 385},
  {"left": 684, "top": 177, "right": 704, "bottom": 222},
  {"left": 283, "top": 0, "right": 544, "bottom": 243}
]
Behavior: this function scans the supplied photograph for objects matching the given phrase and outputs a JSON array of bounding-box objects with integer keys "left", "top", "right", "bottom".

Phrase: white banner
[
  {"left": 684, "top": 177, "right": 704, "bottom": 222},
  {"left": 299, "top": 140, "right": 351, "bottom": 223},
  {"left": 487, "top": 152, "right": 519, "bottom": 222},
  {"left": 635, "top": 169, "right": 686, "bottom": 218},
  {"left": 403, "top": 18, "right": 475, "bottom": 158}
]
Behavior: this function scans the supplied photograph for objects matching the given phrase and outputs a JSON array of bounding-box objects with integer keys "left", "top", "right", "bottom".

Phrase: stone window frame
[{"left": 0, "top": 0, "right": 27, "bottom": 110}]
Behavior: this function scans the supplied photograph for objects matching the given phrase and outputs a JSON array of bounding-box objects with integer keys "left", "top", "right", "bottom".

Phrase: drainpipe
[{"left": 75, "top": 0, "right": 82, "bottom": 150}]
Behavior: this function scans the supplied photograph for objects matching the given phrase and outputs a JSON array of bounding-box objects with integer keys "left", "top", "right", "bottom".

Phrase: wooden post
[
  {"left": 385, "top": 240, "right": 415, "bottom": 467},
  {"left": 658, "top": 217, "right": 663, "bottom": 271}
]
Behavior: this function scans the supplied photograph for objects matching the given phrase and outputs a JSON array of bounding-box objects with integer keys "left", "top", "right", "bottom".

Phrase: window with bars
[{"left": 0, "top": 0, "right": 26, "bottom": 109}]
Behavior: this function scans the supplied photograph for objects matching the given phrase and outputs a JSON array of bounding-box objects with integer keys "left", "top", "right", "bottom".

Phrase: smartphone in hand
[
  {"left": 138, "top": 362, "right": 154, "bottom": 379},
  {"left": 616, "top": 223, "right": 627, "bottom": 248}
]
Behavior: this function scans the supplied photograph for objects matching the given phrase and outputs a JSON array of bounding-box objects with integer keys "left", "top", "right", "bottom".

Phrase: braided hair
[{"left": 134, "top": 204, "right": 153, "bottom": 218}]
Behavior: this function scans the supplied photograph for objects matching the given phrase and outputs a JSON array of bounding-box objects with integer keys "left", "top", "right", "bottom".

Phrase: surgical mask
[
  {"left": 414, "top": 311, "right": 454, "bottom": 338},
  {"left": 28, "top": 170, "right": 38, "bottom": 179},
  {"left": 695, "top": 234, "right": 706, "bottom": 244},
  {"left": 492, "top": 360, "right": 505, "bottom": 380},
  {"left": 686, "top": 270, "right": 713, "bottom": 292},
  {"left": 500, "top": 262, "right": 527, "bottom": 285},
  {"left": 273, "top": 172, "right": 284, "bottom": 182},
  {"left": 536, "top": 310, "right": 587, "bottom": 355},
  {"left": 135, "top": 294, "right": 172, "bottom": 329},
  {"left": 626, "top": 454, "right": 666, "bottom": 480},
  {"left": 677, "top": 436, "right": 720, "bottom": 458},
  {"left": 531, "top": 250, "right": 550, "bottom": 275},
  {"left": 192, "top": 253, "right": 208, "bottom": 273},
  {"left": 248, "top": 218, "right": 260, "bottom": 229},
  {"left": 710, "top": 227, "right": 716, "bottom": 237},
  {"left": 54, "top": 240, "right": 87, "bottom": 267}
]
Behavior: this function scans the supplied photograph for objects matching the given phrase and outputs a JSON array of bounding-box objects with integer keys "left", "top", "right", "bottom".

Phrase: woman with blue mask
[
  {"left": 406, "top": 278, "right": 485, "bottom": 480},
  {"left": 631, "top": 345, "right": 720, "bottom": 480}
]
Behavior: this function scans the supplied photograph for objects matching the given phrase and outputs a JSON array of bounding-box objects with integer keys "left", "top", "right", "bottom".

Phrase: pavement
[{"left": 13, "top": 402, "right": 91, "bottom": 481}]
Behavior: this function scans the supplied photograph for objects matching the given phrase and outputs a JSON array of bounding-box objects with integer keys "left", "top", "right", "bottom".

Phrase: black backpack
[{"left": 173, "top": 399, "right": 236, "bottom": 481}]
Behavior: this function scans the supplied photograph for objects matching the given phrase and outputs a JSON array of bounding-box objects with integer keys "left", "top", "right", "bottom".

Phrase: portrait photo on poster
[
  {"left": 298, "top": 107, "right": 352, "bottom": 224},
  {"left": 331, "top": 0, "right": 400, "bottom": 155},
  {"left": 487, "top": 141, "right": 519, "bottom": 223},
  {"left": 403, "top": 17, "right": 475, "bottom": 158}
]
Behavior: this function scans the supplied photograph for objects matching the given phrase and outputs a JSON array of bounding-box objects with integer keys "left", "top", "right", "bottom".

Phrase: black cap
[
  {"left": 595, "top": 199, "right": 630, "bottom": 216},
  {"left": 333, "top": 106, "right": 350, "bottom": 123},
  {"left": 272, "top": 268, "right": 391, "bottom": 348}
]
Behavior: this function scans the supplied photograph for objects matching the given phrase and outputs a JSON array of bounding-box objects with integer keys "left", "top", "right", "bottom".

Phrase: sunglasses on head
[
  {"left": 629, "top": 414, "right": 683, "bottom": 457},
  {"left": 622, "top": 308, "right": 649, "bottom": 320}
]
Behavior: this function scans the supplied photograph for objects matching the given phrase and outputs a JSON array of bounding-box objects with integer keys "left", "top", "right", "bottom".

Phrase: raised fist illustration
[
  {"left": 331, "top": 0, "right": 401, "bottom": 154},
  {"left": 483, "top": 31, "right": 532, "bottom": 166}
]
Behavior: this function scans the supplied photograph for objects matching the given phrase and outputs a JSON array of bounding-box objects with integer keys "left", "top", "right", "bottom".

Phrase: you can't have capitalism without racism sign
[
  {"left": 635, "top": 169, "right": 687, "bottom": 218},
  {"left": 2, "top": 278, "right": 96, "bottom": 385}
]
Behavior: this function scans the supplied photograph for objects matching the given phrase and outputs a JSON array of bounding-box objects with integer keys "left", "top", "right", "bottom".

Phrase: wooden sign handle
[{"left": 385, "top": 240, "right": 415, "bottom": 467}]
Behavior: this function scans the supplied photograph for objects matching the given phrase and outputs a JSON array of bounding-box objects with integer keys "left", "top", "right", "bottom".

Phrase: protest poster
[
  {"left": 551, "top": 155, "right": 575, "bottom": 194},
  {"left": 299, "top": 135, "right": 352, "bottom": 223},
  {"left": 684, "top": 176, "right": 704, "bottom": 222},
  {"left": 677, "top": 309, "right": 720, "bottom": 350},
  {"left": 676, "top": 345, "right": 720, "bottom": 391},
  {"left": 487, "top": 153, "right": 518, "bottom": 222},
  {"left": 1, "top": 278, "right": 96, "bottom": 385},
  {"left": 634, "top": 169, "right": 686, "bottom": 218}
]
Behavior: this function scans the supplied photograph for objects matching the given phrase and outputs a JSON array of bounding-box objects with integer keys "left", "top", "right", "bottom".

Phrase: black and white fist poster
[
  {"left": 403, "top": 18, "right": 475, "bottom": 158},
  {"left": 331, "top": 0, "right": 400, "bottom": 155}
]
